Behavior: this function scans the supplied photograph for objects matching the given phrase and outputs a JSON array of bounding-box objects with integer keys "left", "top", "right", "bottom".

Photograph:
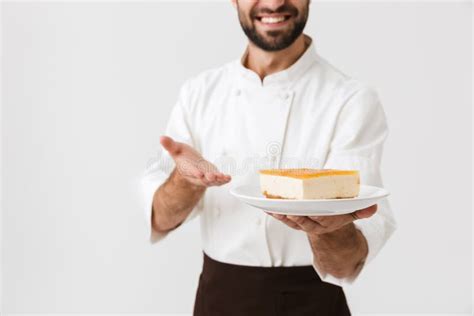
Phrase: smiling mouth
[{"left": 255, "top": 14, "right": 292, "bottom": 25}]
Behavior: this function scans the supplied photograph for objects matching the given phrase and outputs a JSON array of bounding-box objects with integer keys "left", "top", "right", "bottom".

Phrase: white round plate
[{"left": 230, "top": 184, "right": 389, "bottom": 216}]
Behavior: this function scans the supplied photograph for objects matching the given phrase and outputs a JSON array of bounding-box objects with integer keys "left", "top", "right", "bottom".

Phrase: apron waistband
[{"left": 202, "top": 252, "right": 322, "bottom": 287}]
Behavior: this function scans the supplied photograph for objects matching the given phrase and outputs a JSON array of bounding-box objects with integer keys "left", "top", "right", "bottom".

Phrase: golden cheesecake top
[{"left": 259, "top": 168, "right": 359, "bottom": 179}]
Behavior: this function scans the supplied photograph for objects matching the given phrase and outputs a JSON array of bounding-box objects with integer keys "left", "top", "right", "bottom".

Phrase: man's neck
[{"left": 244, "top": 34, "right": 309, "bottom": 81}]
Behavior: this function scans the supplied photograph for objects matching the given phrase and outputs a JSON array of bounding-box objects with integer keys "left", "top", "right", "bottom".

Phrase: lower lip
[{"left": 256, "top": 17, "right": 291, "bottom": 28}]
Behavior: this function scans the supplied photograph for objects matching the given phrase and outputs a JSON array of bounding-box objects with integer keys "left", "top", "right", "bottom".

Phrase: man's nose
[{"left": 259, "top": 0, "right": 286, "bottom": 10}]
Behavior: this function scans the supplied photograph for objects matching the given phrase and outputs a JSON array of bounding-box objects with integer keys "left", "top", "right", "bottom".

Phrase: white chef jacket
[{"left": 141, "top": 36, "right": 397, "bottom": 286}]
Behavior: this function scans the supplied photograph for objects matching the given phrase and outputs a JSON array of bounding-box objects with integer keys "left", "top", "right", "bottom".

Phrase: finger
[
  {"left": 215, "top": 177, "right": 231, "bottom": 185},
  {"left": 311, "top": 214, "right": 356, "bottom": 228},
  {"left": 354, "top": 204, "right": 378, "bottom": 219},
  {"left": 272, "top": 213, "right": 285, "bottom": 220},
  {"left": 337, "top": 204, "right": 378, "bottom": 227},
  {"left": 308, "top": 215, "right": 333, "bottom": 227},
  {"left": 160, "top": 135, "right": 182, "bottom": 156},
  {"left": 208, "top": 172, "right": 231, "bottom": 185},
  {"left": 214, "top": 173, "right": 228, "bottom": 182},
  {"left": 268, "top": 213, "right": 301, "bottom": 230},
  {"left": 215, "top": 172, "right": 225, "bottom": 178},
  {"left": 204, "top": 173, "right": 227, "bottom": 187},
  {"left": 276, "top": 215, "right": 303, "bottom": 230},
  {"left": 205, "top": 172, "right": 217, "bottom": 182},
  {"left": 211, "top": 179, "right": 224, "bottom": 186},
  {"left": 307, "top": 214, "right": 356, "bottom": 233},
  {"left": 287, "top": 215, "right": 322, "bottom": 233},
  {"left": 159, "top": 135, "right": 173, "bottom": 146},
  {"left": 217, "top": 173, "right": 230, "bottom": 183},
  {"left": 211, "top": 176, "right": 229, "bottom": 186}
]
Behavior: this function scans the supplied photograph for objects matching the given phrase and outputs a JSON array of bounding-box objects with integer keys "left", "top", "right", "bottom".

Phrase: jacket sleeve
[
  {"left": 141, "top": 80, "right": 203, "bottom": 244},
  {"left": 313, "top": 86, "right": 397, "bottom": 286}
]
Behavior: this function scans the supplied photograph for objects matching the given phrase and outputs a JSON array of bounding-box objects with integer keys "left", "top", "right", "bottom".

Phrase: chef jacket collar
[{"left": 235, "top": 35, "right": 318, "bottom": 88}]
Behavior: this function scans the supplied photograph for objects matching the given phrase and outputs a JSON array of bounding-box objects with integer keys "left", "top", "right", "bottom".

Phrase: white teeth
[{"left": 260, "top": 16, "right": 286, "bottom": 24}]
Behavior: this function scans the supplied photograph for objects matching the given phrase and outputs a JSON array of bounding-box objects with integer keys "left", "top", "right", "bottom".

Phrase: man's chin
[
  {"left": 254, "top": 36, "right": 292, "bottom": 50},
  {"left": 241, "top": 23, "right": 300, "bottom": 51}
]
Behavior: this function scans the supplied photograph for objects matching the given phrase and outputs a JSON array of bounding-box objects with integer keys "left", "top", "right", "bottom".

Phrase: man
[{"left": 142, "top": 0, "right": 397, "bottom": 315}]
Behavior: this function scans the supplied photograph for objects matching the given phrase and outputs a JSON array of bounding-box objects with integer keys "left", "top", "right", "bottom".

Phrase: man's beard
[{"left": 238, "top": 3, "right": 309, "bottom": 52}]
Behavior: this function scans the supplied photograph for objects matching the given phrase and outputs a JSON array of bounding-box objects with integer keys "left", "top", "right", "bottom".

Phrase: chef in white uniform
[{"left": 142, "top": 0, "right": 397, "bottom": 315}]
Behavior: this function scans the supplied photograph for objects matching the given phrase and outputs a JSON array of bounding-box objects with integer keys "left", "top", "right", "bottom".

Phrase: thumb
[
  {"left": 160, "top": 135, "right": 182, "bottom": 157},
  {"left": 354, "top": 204, "right": 378, "bottom": 219}
]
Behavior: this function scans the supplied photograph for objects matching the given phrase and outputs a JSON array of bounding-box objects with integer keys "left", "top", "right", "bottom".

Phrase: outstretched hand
[{"left": 160, "top": 135, "right": 231, "bottom": 187}]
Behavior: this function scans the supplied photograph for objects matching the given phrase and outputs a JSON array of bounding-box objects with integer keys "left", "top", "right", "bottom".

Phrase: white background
[{"left": 1, "top": 1, "right": 472, "bottom": 314}]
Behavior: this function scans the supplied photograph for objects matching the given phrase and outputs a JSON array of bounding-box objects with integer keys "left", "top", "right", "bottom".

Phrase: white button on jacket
[{"left": 142, "top": 37, "right": 397, "bottom": 286}]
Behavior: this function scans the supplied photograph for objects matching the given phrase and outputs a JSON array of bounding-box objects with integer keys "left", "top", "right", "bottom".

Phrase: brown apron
[{"left": 193, "top": 252, "right": 351, "bottom": 316}]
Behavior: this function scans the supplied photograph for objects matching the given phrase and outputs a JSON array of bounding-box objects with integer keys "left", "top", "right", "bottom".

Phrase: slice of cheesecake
[{"left": 259, "top": 168, "right": 360, "bottom": 200}]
